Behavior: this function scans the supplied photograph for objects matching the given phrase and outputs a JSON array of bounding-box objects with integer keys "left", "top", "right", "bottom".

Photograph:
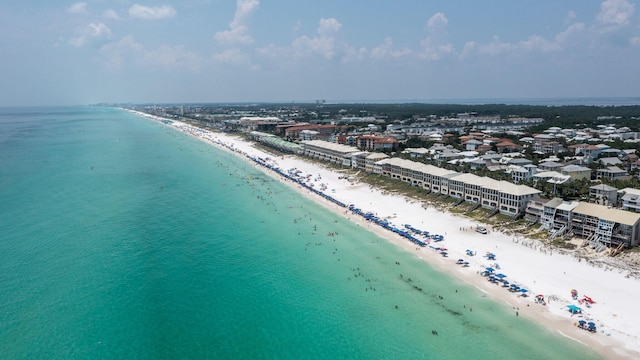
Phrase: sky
[{"left": 1, "top": 0, "right": 640, "bottom": 106}]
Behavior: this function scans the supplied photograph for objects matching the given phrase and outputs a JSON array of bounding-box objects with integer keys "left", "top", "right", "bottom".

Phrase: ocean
[{"left": 0, "top": 107, "right": 601, "bottom": 359}]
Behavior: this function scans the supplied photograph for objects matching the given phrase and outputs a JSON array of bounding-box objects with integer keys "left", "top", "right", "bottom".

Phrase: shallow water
[{"left": 0, "top": 107, "right": 601, "bottom": 359}]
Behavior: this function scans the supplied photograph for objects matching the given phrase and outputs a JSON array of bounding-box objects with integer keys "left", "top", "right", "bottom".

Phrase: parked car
[{"left": 476, "top": 226, "right": 488, "bottom": 234}]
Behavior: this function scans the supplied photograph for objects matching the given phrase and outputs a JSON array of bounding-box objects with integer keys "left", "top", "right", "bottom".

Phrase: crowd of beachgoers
[{"left": 130, "top": 110, "right": 640, "bottom": 360}]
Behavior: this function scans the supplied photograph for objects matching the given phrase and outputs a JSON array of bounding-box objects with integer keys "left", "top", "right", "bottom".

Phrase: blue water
[{"left": 0, "top": 107, "right": 601, "bottom": 359}]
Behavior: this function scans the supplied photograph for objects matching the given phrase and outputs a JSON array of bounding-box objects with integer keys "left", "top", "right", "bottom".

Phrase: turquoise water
[{"left": 0, "top": 107, "right": 601, "bottom": 359}]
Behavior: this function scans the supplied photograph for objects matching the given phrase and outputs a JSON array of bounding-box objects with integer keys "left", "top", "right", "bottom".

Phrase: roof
[
  {"left": 619, "top": 187, "right": 640, "bottom": 196},
  {"left": 589, "top": 184, "right": 618, "bottom": 191},
  {"left": 301, "top": 140, "right": 359, "bottom": 155},
  {"left": 403, "top": 147, "right": 429, "bottom": 154},
  {"left": 598, "top": 166, "right": 627, "bottom": 174},
  {"left": 539, "top": 161, "right": 564, "bottom": 168},
  {"left": 561, "top": 165, "right": 590, "bottom": 172},
  {"left": 573, "top": 202, "right": 640, "bottom": 226},
  {"left": 366, "top": 153, "right": 389, "bottom": 160}
]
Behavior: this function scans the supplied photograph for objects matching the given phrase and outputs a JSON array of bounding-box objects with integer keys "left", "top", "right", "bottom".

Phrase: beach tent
[{"left": 567, "top": 305, "right": 582, "bottom": 314}]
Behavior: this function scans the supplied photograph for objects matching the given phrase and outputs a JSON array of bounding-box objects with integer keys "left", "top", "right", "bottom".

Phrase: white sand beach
[{"left": 136, "top": 112, "right": 640, "bottom": 359}]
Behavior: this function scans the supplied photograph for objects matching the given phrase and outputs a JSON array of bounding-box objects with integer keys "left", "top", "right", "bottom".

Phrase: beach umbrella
[
  {"left": 495, "top": 273, "right": 506, "bottom": 279},
  {"left": 578, "top": 320, "right": 587, "bottom": 325},
  {"left": 519, "top": 288, "right": 528, "bottom": 293},
  {"left": 485, "top": 267, "right": 494, "bottom": 272}
]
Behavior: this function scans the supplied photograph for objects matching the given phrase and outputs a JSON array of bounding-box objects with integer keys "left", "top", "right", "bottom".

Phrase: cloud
[
  {"left": 564, "top": 10, "right": 577, "bottom": 24},
  {"left": 67, "top": 2, "right": 88, "bottom": 15},
  {"left": 419, "top": 13, "right": 454, "bottom": 60},
  {"left": 212, "top": 48, "right": 251, "bottom": 64},
  {"left": 257, "top": 17, "right": 358, "bottom": 66},
  {"left": 631, "top": 36, "right": 640, "bottom": 46},
  {"left": 69, "top": 22, "right": 112, "bottom": 47},
  {"left": 291, "top": 17, "right": 345, "bottom": 60},
  {"left": 214, "top": 0, "right": 260, "bottom": 45},
  {"left": 597, "top": 0, "right": 635, "bottom": 26},
  {"left": 143, "top": 45, "right": 205, "bottom": 71},
  {"left": 458, "top": 21, "right": 589, "bottom": 59},
  {"left": 555, "top": 22, "right": 586, "bottom": 45},
  {"left": 99, "top": 36, "right": 204, "bottom": 71},
  {"left": 128, "top": 4, "right": 176, "bottom": 20},
  {"left": 317, "top": 17, "right": 341, "bottom": 36},
  {"left": 460, "top": 34, "right": 562, "bottom": 59},
  {"left": 103, "top": 9, "right": 122, "bottom": 21},
  {"left": 99, "top": 36, "right": 144, "bottom": 68},
  {"left": 212, "top": 48, "right": 260, "bottom": 70},
  {"left": 371, "top": 37, "right": 412, "bottom": 60},
  {"left": 426, "top": 12, "right": 448, "bottom": 31}
]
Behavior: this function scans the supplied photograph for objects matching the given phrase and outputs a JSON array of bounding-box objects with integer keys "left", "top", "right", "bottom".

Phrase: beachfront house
[
  {"left": 541, "top": 198, "right": 579, "bottom": 238},
  {"left": 524, "top": 196, "right": 548, "bottom": 223},
  {"left": 299, "top": 140, "right": 359, "bottom": 166},
  {"left": 619, "top": 188, "right": 640, "bottom": 213},
  {"left": 449, "top": 173, "right": 483, "bottom": 202},
  {"left": 570, "top": 202, "right": 640, "bottom": 248},
  {"left": 364, "top": 153, "right": 389, "bottom": 173}
]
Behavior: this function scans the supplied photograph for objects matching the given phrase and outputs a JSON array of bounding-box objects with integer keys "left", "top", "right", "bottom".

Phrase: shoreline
[{"left": 131, "top": 111, "right": 640, "bottom": 359}]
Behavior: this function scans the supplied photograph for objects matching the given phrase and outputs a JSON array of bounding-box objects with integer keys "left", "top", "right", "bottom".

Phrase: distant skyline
[{"left": 2, "top": 1, "right": 640, "bottom": 106}]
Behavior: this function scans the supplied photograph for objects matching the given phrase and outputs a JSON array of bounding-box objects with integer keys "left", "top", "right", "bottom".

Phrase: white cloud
[
  {"left": 317, "top": 17, "right": 341, "bottom": 36},
  {"left": 143, "top": 45, "right": 204, "bottom": 71},
  {"left": 212, "top": 48, "right": 260, "bottom": 70},
  {"left": 67, "top": 2, "right": 88, "bottom": 15},
  {"left": 128, "top": 4, "right": 176, "bottom": 20},
  {"left": 630, "top": 36, "right": 640, "bottom": 46},
  {"left": 214, "top": 0, "right": 260, "bottom": 45},
  {"left": 419, "top": 41, "right": 454, "bottom": 61},
  {"left": 426, "top": 12, "right": 448, "bottom": 31},
  {"left": 597, "top": 0, "right": 635, "bottom": 26},
  {"left": 371, "top": 37, "right": 412, "bottom": 60},
  {"left": 419, "top": 13, "right": 454, "bottom": 61},
  {"left": 99, "top": 36, "right": 204, "bottom": 71},
  {"left": 564, "top": 10, "right": 577, "bottom": 24},
  {"left": 99, "top": 36, "right": 144, "bottom": 68},
  {"left": 103, "top": 9, "right": 122, "bottom": 21},
  {"left": 69, "top": 22, "right": 112, "bottom": 47},
  {"left": 459, "top": 23, "right": 585, "bottom": 60},
  {"left": 291, "top": 17, "right": 344, "bottom": 60},
  {"left": 256, "top": 17, "right": 356, "bottom": 66},
  {"left": 555, "top": 23, "right": 586, "bottom": 45}
]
